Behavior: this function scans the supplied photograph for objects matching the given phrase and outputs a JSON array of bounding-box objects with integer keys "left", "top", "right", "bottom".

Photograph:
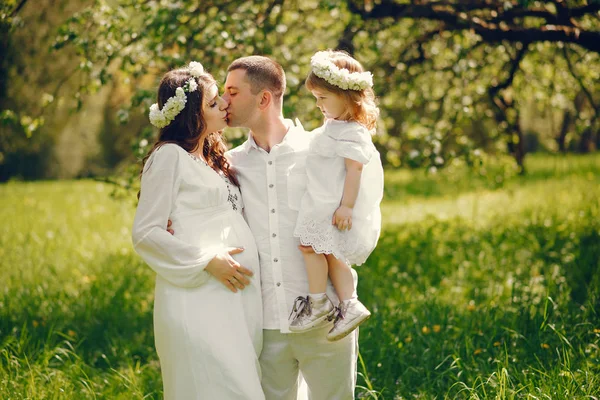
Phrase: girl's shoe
[
  {"left": 289, "top": 295, "right": 335, "bottom": 332},
  {"left": 326, "top": 299, "right": 371, "bottom": 341}
]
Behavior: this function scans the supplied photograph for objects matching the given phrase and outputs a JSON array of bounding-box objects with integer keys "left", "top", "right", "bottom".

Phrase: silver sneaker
[
  {"left": 289, "top": 295, "right": 335, "bottom": 333},
  {"left": 326, "top": 299, "right": 371, "bottom": 341}
]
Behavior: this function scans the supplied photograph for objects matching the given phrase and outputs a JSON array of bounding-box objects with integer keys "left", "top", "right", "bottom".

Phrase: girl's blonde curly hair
[{"left": 305, "top": 50, "right": 379, "bottom": 133}]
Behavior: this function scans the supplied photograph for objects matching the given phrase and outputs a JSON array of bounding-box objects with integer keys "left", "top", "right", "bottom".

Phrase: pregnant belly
[{"left": 171, "top": 212, "right": 259, "bottom": 274}]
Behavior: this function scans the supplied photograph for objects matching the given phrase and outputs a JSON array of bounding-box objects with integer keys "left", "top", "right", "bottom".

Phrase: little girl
[{"left": 289, "top": 50, "right": 384, "bottom": 341}]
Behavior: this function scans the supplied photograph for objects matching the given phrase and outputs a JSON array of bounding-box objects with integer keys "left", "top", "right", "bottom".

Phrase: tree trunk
[
  {"left": 507, "top": 115, "right": 526, "bottom": 174},
  {"left": 515, "top": 128, "right": 526, "bottom": 175},
  {"left": 578, "top": 128, "right": 595, "bottom": 153},
  {"left": 556, "top": 110, "right": 572, "bottom": 153}
]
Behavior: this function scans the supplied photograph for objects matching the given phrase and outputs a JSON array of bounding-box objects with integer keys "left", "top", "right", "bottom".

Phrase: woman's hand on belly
[{"left": 205, "top": 248, "right": 255, "bottom": 293}]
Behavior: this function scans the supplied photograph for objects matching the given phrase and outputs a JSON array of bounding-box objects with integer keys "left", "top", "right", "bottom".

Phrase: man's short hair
[{"left": 228, "top": 56, "right": 286, "bottom": 101}]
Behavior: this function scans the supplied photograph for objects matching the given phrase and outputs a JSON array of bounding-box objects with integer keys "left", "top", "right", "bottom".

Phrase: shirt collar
[{"left": 242, "top": 118, "right": 305, "bottom": 154}]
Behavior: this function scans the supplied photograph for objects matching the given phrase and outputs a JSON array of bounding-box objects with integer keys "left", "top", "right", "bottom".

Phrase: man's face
[{"left": 223, "top": 69, "right": 259, "bottom": 128}]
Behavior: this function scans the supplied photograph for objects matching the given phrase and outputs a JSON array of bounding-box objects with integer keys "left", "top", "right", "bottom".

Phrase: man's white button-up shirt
[{"left": 227, "top": 119, "right": 351, "bottom": 333}]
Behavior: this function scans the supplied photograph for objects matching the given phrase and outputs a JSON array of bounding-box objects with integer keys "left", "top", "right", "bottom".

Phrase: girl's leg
[
  {"left": 302, "top": 251, "right": 328, "bottom": 294},
  {"left": 289, "top": 250, "right": 334, "bottom": 332},
  {"left": 324, "top": 254, "right": 371, "bottom": 342},
  {"left": 325, "top": 254, "right": 356, "bottom": 301}
]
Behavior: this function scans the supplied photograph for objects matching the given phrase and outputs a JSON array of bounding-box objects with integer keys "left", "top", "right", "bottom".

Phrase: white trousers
[{"left": 260, "top": 326, "right": 358, "bottom": 400}]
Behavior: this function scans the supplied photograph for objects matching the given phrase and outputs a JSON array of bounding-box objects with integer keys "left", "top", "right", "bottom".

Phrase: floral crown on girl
[
  {"left": 148, "top": 62, "right": 205, "bottom": 129},
  {"left": 310, "top": 51, "right": 374, "bottom": 91}
]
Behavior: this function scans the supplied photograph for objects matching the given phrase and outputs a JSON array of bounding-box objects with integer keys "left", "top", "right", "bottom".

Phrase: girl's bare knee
[{"left": 325, "top": 254, "right": 348, "bottom": 270}]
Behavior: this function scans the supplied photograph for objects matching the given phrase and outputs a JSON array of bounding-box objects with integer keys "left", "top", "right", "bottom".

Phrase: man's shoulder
[
  {"left": 284, "top": 119, "right": 314, "bottom": 151},
  {"left": 226, "top": 140, "right": 250, "bottom": 162}
]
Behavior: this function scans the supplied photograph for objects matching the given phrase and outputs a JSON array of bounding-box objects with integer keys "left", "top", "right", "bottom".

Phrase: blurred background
[
  {"left": 1, "top": 1, "right": 599, "bottom": 399},
  {"left": 1, "top": 0, "right": 598, "bottom": 182}
]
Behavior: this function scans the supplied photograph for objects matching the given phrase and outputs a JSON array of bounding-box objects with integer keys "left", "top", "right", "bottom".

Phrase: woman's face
[
  {"left": 311, "top": 88, "right": 348, "bottom": 120},
  {"left": 202, "top": 84, "right": 229, "bottom": 135}
]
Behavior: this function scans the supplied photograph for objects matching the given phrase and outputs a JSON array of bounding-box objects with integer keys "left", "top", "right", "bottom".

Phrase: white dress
[
  {"left": 132, "top": 143, "right": 264, "bottom": 400},
  {"left": 293, "top": 119, "right": 384, "bottom": 266}
]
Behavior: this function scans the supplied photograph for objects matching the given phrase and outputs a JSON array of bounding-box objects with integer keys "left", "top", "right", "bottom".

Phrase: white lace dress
[
  {"left": 293, "top": 119, "right": 384, "bottom": 266},
  {"left": 132, "top": 143, "right": 264, "bottom": 400}
]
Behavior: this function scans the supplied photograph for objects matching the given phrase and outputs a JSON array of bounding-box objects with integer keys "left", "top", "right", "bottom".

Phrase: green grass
[{"left": 1, "top": 153, "right": 599, "bottom": 399}]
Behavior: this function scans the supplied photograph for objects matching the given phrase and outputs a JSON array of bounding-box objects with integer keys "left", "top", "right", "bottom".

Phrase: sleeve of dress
[
  {"left": 132, "top": 145, "right": 214, "bottom": 288},
  {"left": 335, "top": 124, "right": 376, "bottom": 165}
]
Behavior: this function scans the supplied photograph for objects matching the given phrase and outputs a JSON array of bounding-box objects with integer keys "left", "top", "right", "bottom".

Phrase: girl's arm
[{"left": 333, "top": 158, "right": 363, "bottom": 231}]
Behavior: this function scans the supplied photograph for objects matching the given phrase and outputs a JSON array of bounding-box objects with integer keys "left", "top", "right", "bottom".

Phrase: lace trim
[
  {"left": 294, "top": 217, "right": 373, "bottom": 266},
  {"left": 187, "top": 153, "right": 242, "bottom": 213}
]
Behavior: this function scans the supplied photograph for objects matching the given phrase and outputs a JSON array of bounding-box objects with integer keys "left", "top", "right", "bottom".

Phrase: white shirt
[{"left": 227, "top": 119, "right": 356, "bottom": 332}]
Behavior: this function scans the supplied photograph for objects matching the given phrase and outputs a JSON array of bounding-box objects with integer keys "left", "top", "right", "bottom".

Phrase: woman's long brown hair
[{"left": 139, "top": 68, "right": 238, "bottom": 198}]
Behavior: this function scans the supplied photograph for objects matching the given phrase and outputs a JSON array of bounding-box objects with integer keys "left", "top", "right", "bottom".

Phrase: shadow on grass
[{"left": 355, "top": 214, "right": 600, "bottom": 398}]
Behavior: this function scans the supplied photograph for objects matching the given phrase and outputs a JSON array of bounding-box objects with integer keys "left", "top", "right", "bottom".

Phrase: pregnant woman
[{"left": 132, "top": 62, "right": 264, "bottom": 399}]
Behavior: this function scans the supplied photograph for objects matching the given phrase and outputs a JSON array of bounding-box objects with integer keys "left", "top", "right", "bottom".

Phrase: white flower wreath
[
  {"left": 310, "top": 51, "right": 373, "bottom": 91},
  {"left": 148, "top": 62, "right": 205, "bottom": 128}
]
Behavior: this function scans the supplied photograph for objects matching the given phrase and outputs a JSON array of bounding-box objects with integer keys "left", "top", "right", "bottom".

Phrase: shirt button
[
  {"left": 269, "top": 184, "right": 274, "bottom": 188},
  {"left": 276, "top": 282, "right": 281, "bottom": 287},
  {"left": 272, "top": 233, "right": 277, "bottom": 238},
  {"left": 273, "top": 258, "right": 278, "bottom": 262},
  {"left": 268, "top": 161, "right": 273, "bottom": 165},
  {"left": 271, "top": 209, "right": 275, "bottom": 213}
]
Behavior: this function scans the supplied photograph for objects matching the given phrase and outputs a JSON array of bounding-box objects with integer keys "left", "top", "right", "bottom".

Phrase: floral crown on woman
[
  {"left": 310, "top": 51, "right": 373, "bottom": 91},
  {"left": 148, "top": 62, "right": 205, "bottom": 129}
]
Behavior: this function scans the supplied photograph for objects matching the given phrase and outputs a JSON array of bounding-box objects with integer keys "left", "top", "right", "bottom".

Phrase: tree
[
  {"left": 1, "top": 0, "right": 48, "bottom": 180},
  {"left": 0, "top": 0, "right": 98, "bottom": 181},
  {"left": 2, "top": 0, "right": 599, "bottom": 181},
  {"left": 344, "top": 0, "right": 599, "bottom": 171}
]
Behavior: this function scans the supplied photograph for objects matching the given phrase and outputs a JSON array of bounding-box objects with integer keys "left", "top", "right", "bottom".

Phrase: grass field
[{"left": 1, "top": 153, "right": 599, "bottom": 399}]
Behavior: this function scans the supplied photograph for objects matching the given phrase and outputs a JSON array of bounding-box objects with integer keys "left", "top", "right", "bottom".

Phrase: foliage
[
  {"left": 0, "top": 1, "right": 47, "bottom": 178},
  {"left": 50, "top": 0, "right": 599, "bottom": 173},
  {"left": 0, "top": 0, "right": 96, "bottom": 181},
  {"left": 1, "top": 1, "right": 599, "bottom": 180},
  {"left": 1, "top": 153, "right": 599, "bottom": 398}
]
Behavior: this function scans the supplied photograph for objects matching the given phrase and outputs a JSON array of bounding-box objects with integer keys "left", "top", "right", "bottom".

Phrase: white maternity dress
[
  {"left": 293, "top": 119, "right": 384, "bottom": 266},
  {"left": 132, "top": 143, "right": 264, "bottom": 400}
]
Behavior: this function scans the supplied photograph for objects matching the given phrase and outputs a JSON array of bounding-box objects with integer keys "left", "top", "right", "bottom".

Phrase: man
[{"left": 223, "top": 56, "right": 358, "bottom": 400}]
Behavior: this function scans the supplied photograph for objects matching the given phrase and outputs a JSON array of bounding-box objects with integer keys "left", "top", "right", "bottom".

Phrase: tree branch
[
  {"left": 488, "top": 44, "right": 528, "bottom": 170},
  {"left": 563, "top": 44, "right": 599, "bottom": 122},
  {"left": 569, "top": 3, "right": 600, "bottom": 18},
  {"left": 337, "top": 20, "right": 362, "bottom": 55},
  {"left": 347, "top": 0, "right": 600, "bottom": 53},
  {"left": 257, "top": 0, "right": 285, "bottom": 26},
  {"left": 9, "top": 0, "right": 28, "bottom": 18},
  {"left": 489, "top": 45, "right": 527, "bottom": 102}
]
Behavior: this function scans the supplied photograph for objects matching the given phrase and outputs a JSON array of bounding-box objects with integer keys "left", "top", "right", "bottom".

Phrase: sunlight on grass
[
  {"left": 382, "top": 175, "right": 599, "bottom": 227},
  {"left": 1, "top": 154, "right": 600, "bottom": 399},
  {"left": 382, "top": 153, "right": 600, "bottom": 227}
]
